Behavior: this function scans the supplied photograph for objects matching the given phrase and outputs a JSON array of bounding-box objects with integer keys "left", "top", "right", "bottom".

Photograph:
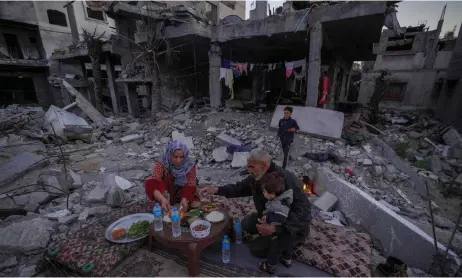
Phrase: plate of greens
[{"left": 105, "top": 213, "right": 154, "bottom": 243}]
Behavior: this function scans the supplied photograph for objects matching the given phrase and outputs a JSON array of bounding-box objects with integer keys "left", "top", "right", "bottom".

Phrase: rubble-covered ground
[{"left": 0, "top": 104, "right": 460, "bottom": 276}]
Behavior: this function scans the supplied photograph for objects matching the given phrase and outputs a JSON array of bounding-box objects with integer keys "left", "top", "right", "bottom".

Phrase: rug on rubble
[
  {"left": 208, "top": 196, "right": 372, "bottom": 277},
  {"left": 109, "top": 247, "right": 266, "bottom": 277},
  {"left": 43, "top": 201, "right": 151, "bottom": 277}
]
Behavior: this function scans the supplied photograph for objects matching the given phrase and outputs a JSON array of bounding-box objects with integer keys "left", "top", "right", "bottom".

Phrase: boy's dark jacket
[
  {"left": 278, "top": 117, "right": 300, "bottom": 145},
  {"left": 217, "top": 162, "right": 312, "bottom": 238}
]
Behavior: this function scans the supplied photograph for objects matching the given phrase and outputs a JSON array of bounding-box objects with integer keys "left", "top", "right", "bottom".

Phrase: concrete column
[
  {"left": 124, "top": 83, "right": 140, "bottom": 117},
  {"left": 208, "top": 43, "right": 222, "bottom": 108},
  {"left": 105, "top": 56, "right": 120, "bottom": 115},
  {"left": 66, "top": 3, "right": 79, "bottom": 41},
  {"left": 305, "top": 22, "right": 322, "bottom": 107},
  {"left": 80, "top": 60, "right": 95, "bottom": 106}
]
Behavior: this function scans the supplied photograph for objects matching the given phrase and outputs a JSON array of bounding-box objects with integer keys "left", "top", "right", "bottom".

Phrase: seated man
[{"left": 200, "top": 149, "right": 312, "bottom": 273}]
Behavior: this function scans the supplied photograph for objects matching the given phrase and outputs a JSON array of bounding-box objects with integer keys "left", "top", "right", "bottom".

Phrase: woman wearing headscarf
[{"left": 145, "top": 141, "right": 198, "bottom": 212}]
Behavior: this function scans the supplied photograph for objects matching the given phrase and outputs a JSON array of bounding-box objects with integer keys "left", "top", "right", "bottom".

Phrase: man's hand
[
  {"left": 287, "top": 128, "right": 296, "bottom": 132},
  {"left": 180, "top": 198, "right": 189, "bottom": 212},
  {"left": 199, "top": 186, "right": 219, "bottom": 199},
  {"left": 256, "top": 223, "right": 276, "bottom": 236}
]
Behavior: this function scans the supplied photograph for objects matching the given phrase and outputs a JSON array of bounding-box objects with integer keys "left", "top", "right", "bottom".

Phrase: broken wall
[
  {"left": 359, "top": 71, "right": 438, "bottom": 109},
  {"left": 0, "top": 2, "right": 37, "bottom": 24},
  {"left": 0, "top": 25, "right": 44, "bottom": 60},
  {"left": 314, "top": 167, "right": 460, "bottom": 271}
]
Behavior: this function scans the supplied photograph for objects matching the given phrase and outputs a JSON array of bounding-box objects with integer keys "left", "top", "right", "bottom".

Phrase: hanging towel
[
  {"left": 242, "top": 63, "right": 248, "bottom": 75},
  {"left": 285, "top": 62, "right": 294, "bottom": 78},
  {"left": 222, "top": 60, "right": 231, "bottom": 69},
  {"left": 250, "top": 64, "right": 254, "bottom": 71},
  {"left": 293, "top": 64, "right": 305, "bottom": 79},
  {"left": 226, "top": 69, "right": 234, "bottom": 99},
  {"left": 233, "top": 68, "right": 241, "bottom": 78},
  {"left": 220, "top": 68, "right": 227, "bottom": 81}
]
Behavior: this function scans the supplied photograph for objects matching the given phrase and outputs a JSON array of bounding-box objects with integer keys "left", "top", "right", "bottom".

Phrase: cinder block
[{"left": 313, "top": 191, "right": 338, "bottom": 212}]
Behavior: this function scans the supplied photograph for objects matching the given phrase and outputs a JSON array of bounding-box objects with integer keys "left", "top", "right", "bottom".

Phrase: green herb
[{"left": 127, "top": 220, "right": 150, "bottom": 237}]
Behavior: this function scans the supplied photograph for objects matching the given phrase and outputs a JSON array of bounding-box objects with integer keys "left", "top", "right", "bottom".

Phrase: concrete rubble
[{"left": 0, "top": 102, "right": 459, "bottom": 276}]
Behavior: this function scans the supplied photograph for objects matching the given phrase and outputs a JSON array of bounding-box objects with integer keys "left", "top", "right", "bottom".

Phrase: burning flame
[{"left": 303, "top": 183, "right": 313, "bottom": 196}]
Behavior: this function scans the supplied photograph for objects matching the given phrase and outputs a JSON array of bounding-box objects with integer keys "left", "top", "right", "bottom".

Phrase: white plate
[
  {"left": 105, "top": 213, "right": 154, "bottom": 243},
  {"left": 163, "top": 215, "right": 172, "bottom": 223},
  {"left": 205, "top": 211, "right": 224, "bottom": 223}
]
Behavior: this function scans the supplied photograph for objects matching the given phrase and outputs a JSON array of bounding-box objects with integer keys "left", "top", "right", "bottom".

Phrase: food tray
[{"left": 105, "top": 213, "right": 154, "bottom": 243}]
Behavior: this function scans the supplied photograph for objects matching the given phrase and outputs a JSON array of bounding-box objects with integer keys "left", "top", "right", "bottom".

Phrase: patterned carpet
[{"left": 43, "top": 197, "right": 372, "bottom": 277}]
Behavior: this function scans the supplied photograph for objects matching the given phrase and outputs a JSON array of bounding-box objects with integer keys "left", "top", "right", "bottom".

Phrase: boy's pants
[
  {"left": 281, "top": 142, "right": 291, "bottom": 169},
  {"left": 242, "top": 213, "right": 294, "bottom": 265}
]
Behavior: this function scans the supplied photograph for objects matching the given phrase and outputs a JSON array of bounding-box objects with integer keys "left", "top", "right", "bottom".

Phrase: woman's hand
[
  {"left": 160, "top": 197, "right": 171, "bottom": 213},
  {"left": 256, "top": 223, "right": 276, "bottom": 236},
  {"left": 180, "top": 198, "right": 189, "bottom": 212}
]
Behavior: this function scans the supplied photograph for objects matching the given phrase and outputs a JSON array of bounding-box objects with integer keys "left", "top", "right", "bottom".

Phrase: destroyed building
[
  {"left": 0, "top": 1, "right": 116, "bottom": 107},
  {"left": 358, "top": 6, "right": 460, "bottom": 110}
]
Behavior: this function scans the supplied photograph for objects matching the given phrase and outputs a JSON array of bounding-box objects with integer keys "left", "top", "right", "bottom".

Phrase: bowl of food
[
  {"left": 205, "top": 211, "right": 224, "bottom": 223},
  {"left": 190, "top": 220, "right": 211, "bottom": 239}
]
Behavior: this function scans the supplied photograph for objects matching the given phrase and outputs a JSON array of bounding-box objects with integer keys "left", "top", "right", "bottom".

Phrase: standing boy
[{"left": 277, "top": 106, "right": 299, "bottom": 169}]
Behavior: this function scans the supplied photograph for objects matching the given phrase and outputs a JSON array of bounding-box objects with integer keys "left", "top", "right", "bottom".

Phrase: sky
[{"left": 245, "top": 1, "right": 462, "bottom": 35}]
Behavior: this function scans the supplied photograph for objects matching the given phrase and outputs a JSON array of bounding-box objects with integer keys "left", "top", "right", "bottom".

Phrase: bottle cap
[
  {"left": 154, "top": 202, "right": 159, "bottom": 206},
  {"left": 173, "top": 207, "right": 178, "bottom": 211},
  {"left": 224, "top": 235, "right": 228, "bottom": 239}
]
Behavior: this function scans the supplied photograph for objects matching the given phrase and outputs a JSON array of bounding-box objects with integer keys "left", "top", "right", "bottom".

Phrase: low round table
[{"left": 148, "top": 212, "right": 232, "bottom": 277}]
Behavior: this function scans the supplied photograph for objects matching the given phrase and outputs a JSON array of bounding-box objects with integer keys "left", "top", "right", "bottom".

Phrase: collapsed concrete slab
[
  {"left": 0, "top": 152, "right": 48, "bottom": 187},
  {"left": 43, "top": 105, "right": 93, "bottom": 142},
  {"left": 371, "top": 137, "right": 428, "bottom": 198},
  {"left": 0, "top": 218, "right": 54, "bottom": 255},
  {"left": 270, "top": 105, "right": 344, "bottom": 139},
  {"left": 314, "top": 166, "right": 460, "bottom": 271},
  {"left": 216, "top": 132, "right": 242, "bottom": 146}
]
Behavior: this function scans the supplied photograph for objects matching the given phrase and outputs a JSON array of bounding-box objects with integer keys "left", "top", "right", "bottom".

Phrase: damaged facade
[
  {"left": 359, "top": 7, "right": 460, "bottom": 110},
  {"left": 0, "top": 1, "right": 116, "bottom": 108}
]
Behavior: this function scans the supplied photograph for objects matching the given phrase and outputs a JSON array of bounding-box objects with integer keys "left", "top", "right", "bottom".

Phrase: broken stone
[
  {"left": 372, "top": 165, "right": 383, "bottom": 177},
  {"left": 231, "top": 152, "right": 250, "bottom": 168},
  {"left": 429, "top": 155, "right": 442, "bottom": 175},
  {"left": 160, "top": 137, "right": 170, "bottom": 144},
  {"left": 432, "top": 215, "right": 455, "bottom": 230},
  {"left": 28, "top": 192, "right": 49, "bottom": 204},
  {"left": 441, "top": 127, "right": 462, "bottom": 147},
  {"left": 362, "top": 159, "right": 373, "bottom": 166},
  {"left": 69, "top": 153, "right": 85, "bottom": 162},
  {"left": 212, "top": 146, "right": 229, "bottom": 162},
  {"left": 0, "top": 152, "right": 48, "bottom": 185},
  {"left": 78, "top": 210, "right": 89, "bottom": 221},
  {"left": 379, "top": 200, "right": 400, "bottom": 212},
  {"left": 409, "top": 131, "right": 422, "bottom": 139},
  {"left": 455, "top": 174, "right": 462, "bottom": 185},
  {"left": 58, "top": 214, "right": 78, "bottom": 225},
  {"left": 115, "top": 175, "right": 133, "bottom": 190},
  {"left": 86, "top": 175, "right": 113, "bottom": 203},
  {"left": 38, "top": 174, "right": 69, "bottom": 196},
  {"left": 0, "top": 218, "right": 53, "bottom": 255},
  {"left": 106, "top": 184, "right": 125, "bottom": 207},
  {"left": 303, "top": 163, "right": 312, "bottom": 171},
  {"left": 119, "top": 170, "right": 146, "bottom": 180},
  {"left": 216, "top": 132, "right": 242, "bottom": 146},
  {"left": 120, "top": 134, "right": 144, "bottom": 143},
  {"left": 69, "top": 170, "right": 82, "bottom": 188},
  {"left": 45, "top": 209, "right": 71, "bottom": 220},
  {"left": 72, "top": 204, "right": 83, "bottom": 214},
  {"left": 88, "top": 205, "right": 110, "bottom": 216},
  {"left": 313, "top": 192, "right": 338, "bottom": 212},
  {"left": 18, "top": 265, "right": 36, "bottom": 277},
  {"left": 0, "top": 256, "right": 17, "bottom": 271},
  {"left": 13, "top": 195, "right": 29, "bottom": 206},
  {"left": 58, "top": 224, "right": 69, "bottom": 233},
  {"left": 24, "top": 203, "right": 39, "bottom": 212}
]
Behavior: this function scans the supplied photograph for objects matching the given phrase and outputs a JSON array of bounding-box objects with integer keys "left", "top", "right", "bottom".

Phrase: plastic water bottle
[
  {"left": 153, "top": 203, "right": 163, "bottom": 232},
  {"left": 171, "top": 208, "right": 181, "bottom": 238},
  {"left": 235, "top": 219, "right": 242, "bottom": 244},
  {"left": 222, "top": 235, "right": 230, "bottom": 263}
]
